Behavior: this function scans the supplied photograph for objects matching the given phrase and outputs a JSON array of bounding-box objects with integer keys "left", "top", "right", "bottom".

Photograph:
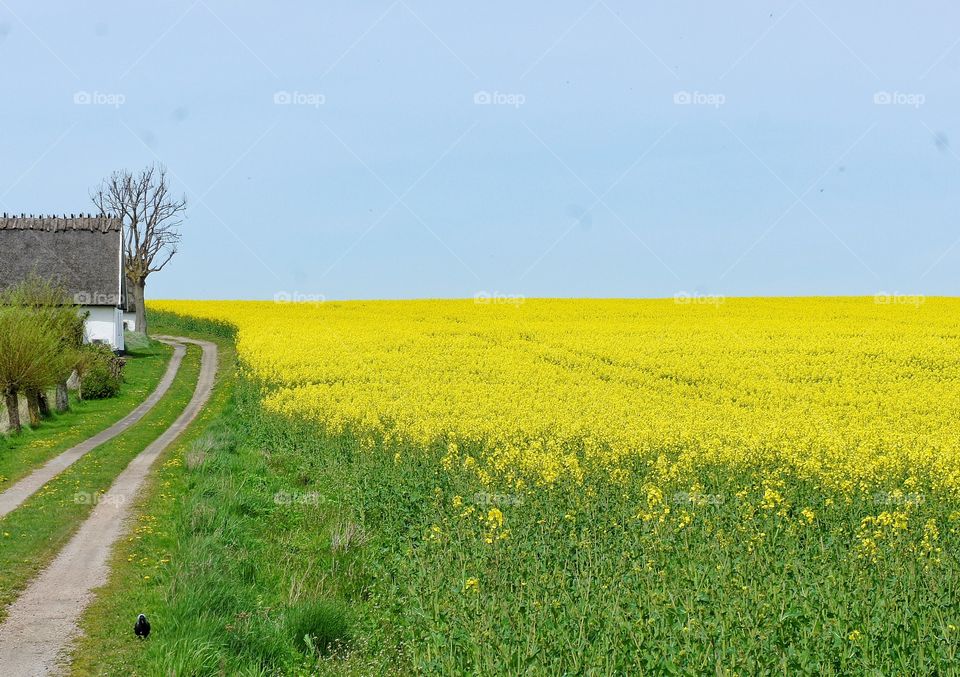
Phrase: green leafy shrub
[{"left": 78, "top": 344, "right": 126, "bottom": 399}]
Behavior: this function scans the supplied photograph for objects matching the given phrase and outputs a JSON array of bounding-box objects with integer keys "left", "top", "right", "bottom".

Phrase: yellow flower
[
  {"left": 760, "top": 488, "right": 784, "bottom": 510},
  {"left": 464, "top": 577, "right": 479, "bottom": 592},
  {"left": 148, "top": 298, "right": 960, "bottom": 524}
]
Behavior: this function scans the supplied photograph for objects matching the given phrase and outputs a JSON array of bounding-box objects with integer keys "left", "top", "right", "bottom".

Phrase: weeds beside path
[
  {"left": 69, "top": 314, "right": 358, "bottom": 676},
  {"left": 0, "top": 338, "right": 217, "bottom": 675},
  {"left": 0, "top": 341, "right": 185, "bottom": 519},
  {"left": 0, "top": 341, "right": 173, "bottom": 492}
]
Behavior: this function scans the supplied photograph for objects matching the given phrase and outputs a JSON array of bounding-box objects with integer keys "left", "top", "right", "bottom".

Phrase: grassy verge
[
  {"left": 71, "top": 314, "right": 361, "bottom": 676},
  {"left": 0, "top": 344, "right": 201, "bottom": 622},
  {"left": 0, "top": 339, "right": 173, "bottom": 488}
]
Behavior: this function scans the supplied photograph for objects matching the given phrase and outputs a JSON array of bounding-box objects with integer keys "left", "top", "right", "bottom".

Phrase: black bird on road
[{"left": 134, "top": 614, "right": 151, "bottom": 639}]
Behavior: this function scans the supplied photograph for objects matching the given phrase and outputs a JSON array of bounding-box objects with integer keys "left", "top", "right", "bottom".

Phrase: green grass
[
  {"left": 0, "top": 339, "right": 173, "bottom": 488},
  {"left": 0, "top": 344, "right": 201, "bottom": 622},
  {"left": 70, "top": 315, "right": 360, "bottom": 676}
]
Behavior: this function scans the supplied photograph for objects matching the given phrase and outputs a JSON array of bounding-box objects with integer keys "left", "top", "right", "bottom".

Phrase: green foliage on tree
[{"left": 0, "top": 276, "right": 87, "bottom": 433}]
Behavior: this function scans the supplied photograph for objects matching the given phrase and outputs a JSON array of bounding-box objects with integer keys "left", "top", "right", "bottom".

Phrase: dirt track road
[
  {"left": 0, "top": 340, "right": 186, "bottom": 519},
  {"left": 0, "top": 337, "right": 217, "bottom": 676}
]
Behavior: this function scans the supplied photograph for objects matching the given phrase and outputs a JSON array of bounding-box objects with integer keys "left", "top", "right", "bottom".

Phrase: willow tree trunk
[
  {"left": 133, "top": 279, "right": 147, "bottom": 335},
  {"left": 55, "top": 381, "right": 69, "bottom": 413},
  {"left": 4, "top": 392, "right": 20, "bottom": 434},
  {"left": 38, "top": 390, "right": 51, "bottom": 418},
  {"left": 25, "top": 391, "right": 41, "bottom": 427}
]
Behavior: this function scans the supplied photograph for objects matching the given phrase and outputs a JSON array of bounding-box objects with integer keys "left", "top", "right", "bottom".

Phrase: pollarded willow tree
[
  {"left": 91, "top": 164, "right": 186, "bottom": 336},
  {"left": 0, "top": 277, "right": 79, "bottom": 432},
  {"left": 7, "top": 276, "right": 86, "bottom": 415},
  {"left": 0, "top": 309, "right": 56, "bottom": 432}
]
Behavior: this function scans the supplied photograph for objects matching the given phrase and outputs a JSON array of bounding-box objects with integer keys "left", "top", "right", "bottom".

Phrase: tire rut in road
[
  {"left": 0, "top": 340, "right": 187, "bottom": 519},
  {"left": 0, "top": 337, "right": 218, "bottom": 676}
]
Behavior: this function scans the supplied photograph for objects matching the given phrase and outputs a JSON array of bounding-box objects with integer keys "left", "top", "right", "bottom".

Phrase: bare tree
[{"left": 91, "top": 164, "right": 186, "bottom": 335}]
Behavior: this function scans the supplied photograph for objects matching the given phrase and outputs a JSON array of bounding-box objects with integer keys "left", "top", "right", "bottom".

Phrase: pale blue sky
[{"left": 0, "top": 1, "right": 957, "bottom": 300}]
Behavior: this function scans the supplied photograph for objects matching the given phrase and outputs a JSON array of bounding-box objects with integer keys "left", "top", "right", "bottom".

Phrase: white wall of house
[
  {"left": 82, "top": 306, "right": 125, "bottom": 352},
  {"left": 122, "top": 311, "right": 137, "bottom": 333},
  {"left": 114, "top": 308, "right": 125, "bottom": 350}
]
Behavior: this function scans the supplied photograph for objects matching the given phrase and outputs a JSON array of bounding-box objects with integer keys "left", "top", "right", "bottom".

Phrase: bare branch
[
  {"left": 90, "top": 163, "right": 186, "bottom": 335},
  {"left": 91, "top": 163, "right": 185, "bottom": 283}
]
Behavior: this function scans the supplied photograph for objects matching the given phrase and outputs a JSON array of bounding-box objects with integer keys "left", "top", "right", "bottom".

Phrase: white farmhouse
[{"left": 0, "top": 214, "right": 130, "bottom": 351}]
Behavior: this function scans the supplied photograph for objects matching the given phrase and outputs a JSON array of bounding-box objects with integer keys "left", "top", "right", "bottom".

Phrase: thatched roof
[
  {"left": 0, "top": 214, "right": 125, "bottom": 307},
  {"left": 0, "top": 214, "right": 120, "bottom": 233}
]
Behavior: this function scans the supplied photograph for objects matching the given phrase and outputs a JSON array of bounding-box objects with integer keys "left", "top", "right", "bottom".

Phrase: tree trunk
[
  {"left": 4, "top": 391, "right": 20, "bottom": 434},
  {"left": 25, "top": 391, "right": 41, "bottom": 427},
  {"left": 55, "top": 381, "right": 69, "bottom": 413},
  {"left": 133, "top": 279, "right": 147, "bottom": 336},
  {"left": 38, "top": 390, "right": 51, "bottom": 418}
]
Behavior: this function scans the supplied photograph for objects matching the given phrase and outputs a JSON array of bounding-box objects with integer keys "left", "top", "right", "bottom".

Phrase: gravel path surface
[
  {"left": 0, "top": 337, "right": 217, "bottom": 676},
  {"left": 0, "top": 340, "right": 186, "bottom": 519}
]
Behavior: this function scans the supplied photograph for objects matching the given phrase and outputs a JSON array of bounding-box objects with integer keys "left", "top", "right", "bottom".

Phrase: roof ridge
[{"left": 0, "top": 214, "right": 122, "bottom": 233}]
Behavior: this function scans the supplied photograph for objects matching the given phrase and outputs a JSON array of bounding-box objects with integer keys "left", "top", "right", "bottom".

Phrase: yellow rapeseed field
[
  {"left": 149, "top": 297, "right": 960, "bottom": 672},
  {"left": 150, "top": 297, "right": 960, "bottom": 493}
]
